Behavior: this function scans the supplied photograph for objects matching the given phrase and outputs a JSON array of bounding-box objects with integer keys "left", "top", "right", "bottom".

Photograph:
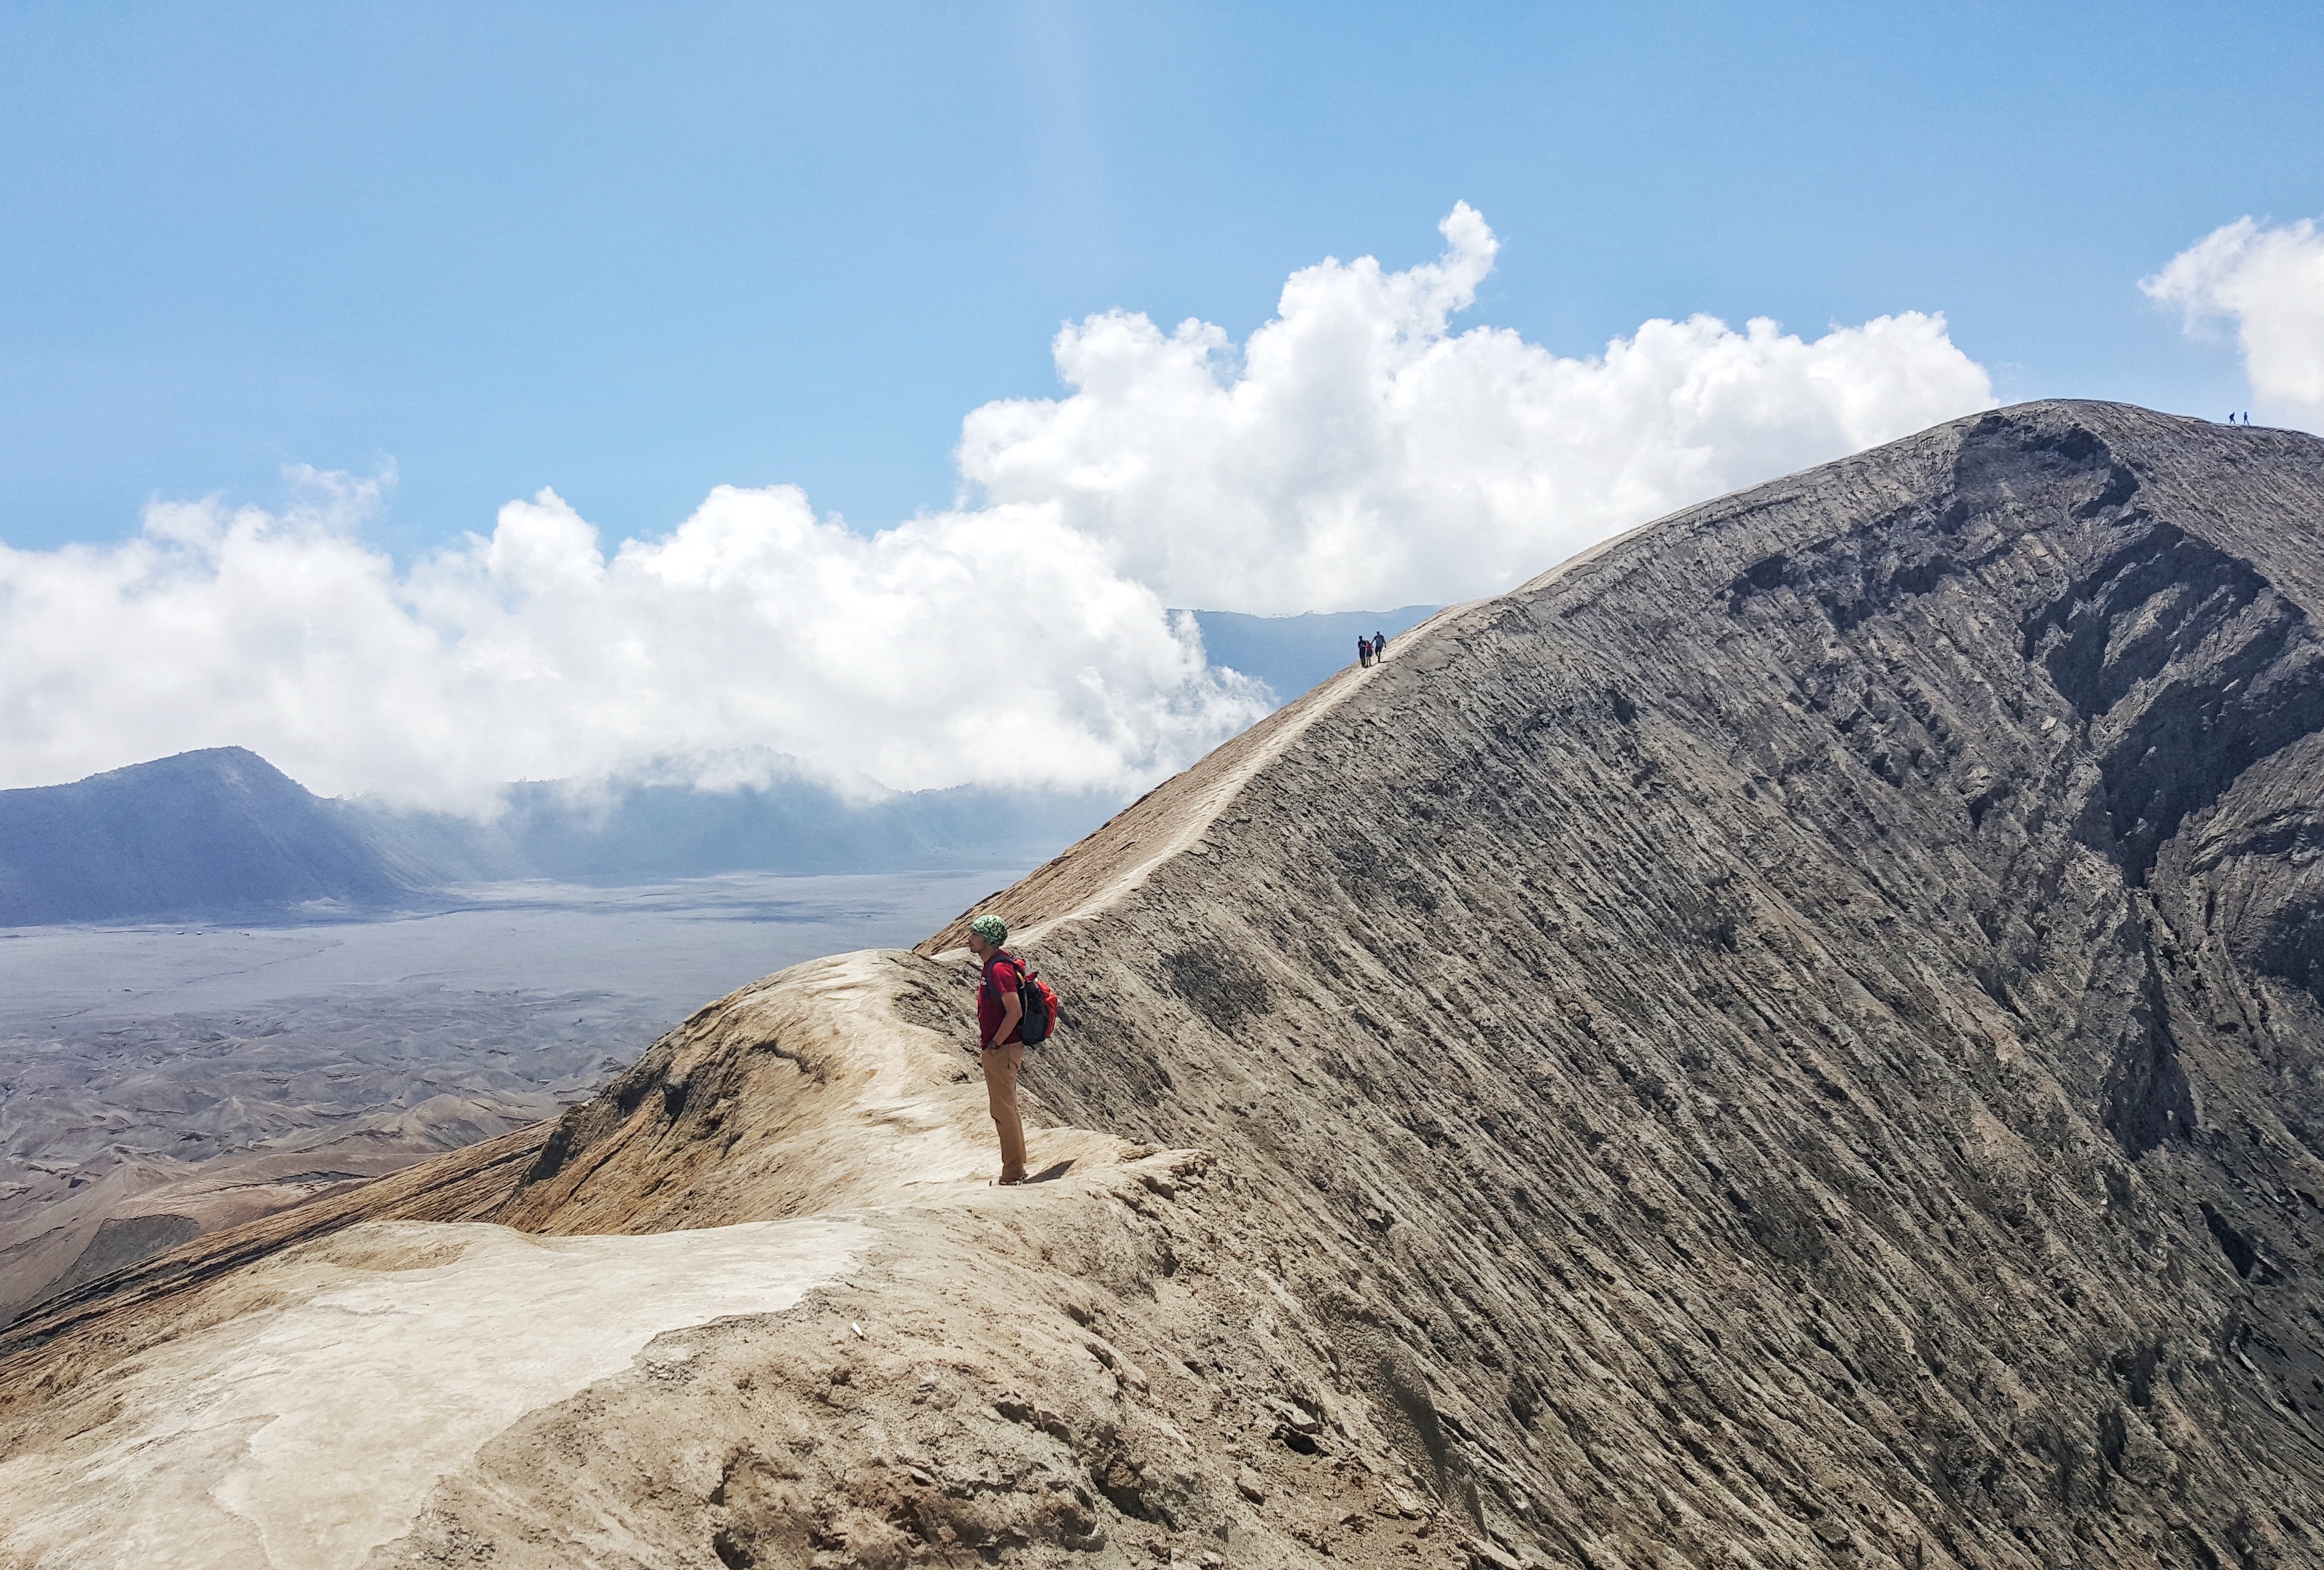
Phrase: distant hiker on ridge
[
  {"left": 1374, "top": 629, "right": 1388, "bottom": 656},
  {"left": 1357, "top": 636, "right": 1374, "bottom": 668},
  {"left": 968, "top": 914, "right": 1031, "bottom": 1185}
]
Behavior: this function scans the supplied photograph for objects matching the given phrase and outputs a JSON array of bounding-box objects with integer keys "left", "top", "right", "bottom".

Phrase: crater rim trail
[
  {"left": 920, "top": 507, "right": 1672, "bottom": 957},
  {"left": 5, "top": 398, "right": 2323, "bottom": 1570}
]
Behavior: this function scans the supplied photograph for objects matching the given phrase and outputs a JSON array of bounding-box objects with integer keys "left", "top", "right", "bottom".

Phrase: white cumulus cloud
[
  {"left": 0, "top": 473, "right": 1268, "bottom": 810},
  {"left": 961, "top": 202, "right": 1995, "bottom": 613},
  {"left": 1, "top": 205, "right": 2001, "bottom": 810},
  {"left": 2143, "top": 216, "right": 2324, "bottom": 432}
]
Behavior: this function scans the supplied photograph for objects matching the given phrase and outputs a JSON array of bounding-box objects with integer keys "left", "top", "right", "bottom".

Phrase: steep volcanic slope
[
  {"left": 923, "top": 401, "right": 2324, "bottom": 1567},
  {"left": 3, "top": 402, "right": 2322, "bottom": 1570}
]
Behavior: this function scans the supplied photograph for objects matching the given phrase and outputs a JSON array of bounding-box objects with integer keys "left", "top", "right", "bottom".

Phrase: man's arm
[{"left": 991, "top": 986, "right": 1023, "bottom": 1047}]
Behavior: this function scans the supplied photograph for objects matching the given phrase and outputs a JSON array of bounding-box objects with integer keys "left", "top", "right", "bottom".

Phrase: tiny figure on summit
[
  {"left": 1357, "top": 636, "right": 1374, "bottom": 668},
  {"left": 1373, "top": 630, "right": 1388, "bottom": 656},
  {"left": 967, "top": 913, "right": 1044, "bottom": 1185}
]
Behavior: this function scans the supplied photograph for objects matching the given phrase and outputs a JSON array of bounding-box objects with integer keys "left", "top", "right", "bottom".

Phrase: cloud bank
[
  {"left": 0, "top": 474, "right": 1268, "bottom": 811},
  {"left": 2143, "top": 216, "right": 2324, "bottom": 432},
  {"left": 1, "top": 206, "right": 1997, "bottom": 811},
  {"left": 964, "top": 203, "right": 1994, "bottom": 613}
]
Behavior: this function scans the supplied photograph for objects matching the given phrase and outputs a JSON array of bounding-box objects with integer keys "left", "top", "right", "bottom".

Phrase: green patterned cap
[{"left": 969, "top": 914, "right": 1009, "bottom": 944}]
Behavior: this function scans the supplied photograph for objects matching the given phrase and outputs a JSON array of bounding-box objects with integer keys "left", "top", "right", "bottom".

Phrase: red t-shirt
[{"left": 977, "top": 954, "right": 1025, "bottom": 1047}]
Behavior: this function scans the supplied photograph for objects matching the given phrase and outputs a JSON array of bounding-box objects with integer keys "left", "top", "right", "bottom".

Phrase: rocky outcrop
[{"left": 3, "top": 402, "right": 2321, "bottom": 1570}]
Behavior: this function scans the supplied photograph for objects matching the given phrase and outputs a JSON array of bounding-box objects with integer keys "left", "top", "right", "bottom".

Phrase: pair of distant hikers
[
  {"left": 965, "top": 913, "right": 1058, "bottom": 1185},
  {"left": 1357, "top": 628, "right": 1390, "bottom": 667}
]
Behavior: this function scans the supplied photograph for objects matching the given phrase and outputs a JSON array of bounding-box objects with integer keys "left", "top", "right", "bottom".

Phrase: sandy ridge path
[
  {"left": 0, "top": 950, "right": 1199, "bottom": 1570},
  {"left": 918, "top": 655, "right": 1408, "bottom": 955},
  {"left": 918, "top": 512, "right": 1682, "bottom": 958}
]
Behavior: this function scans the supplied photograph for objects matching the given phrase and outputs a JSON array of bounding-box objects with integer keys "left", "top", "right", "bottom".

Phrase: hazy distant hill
[
  {"left": 359, "top": 779, "right": 1122, "bottom": 884},
  {"left": 0, "top": 747, "right": 412, "bottom": 925},
  {"left": 0, "top": 756, "right": 1121, "bottom": 926},
  {"left": 0, "top": 610, "right": 1428, "bottom": 925}
]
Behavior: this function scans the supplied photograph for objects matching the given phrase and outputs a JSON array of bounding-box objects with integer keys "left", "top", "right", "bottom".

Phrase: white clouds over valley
[
  {"left": 0, "top": 477, "right": 1267, "bottom": 810},
  {"left": 2145, "top": 217, "right": 2324, "bottom": 432},
  {"left": 1, "top": 207, "right": 1999, "bottom": 810}
]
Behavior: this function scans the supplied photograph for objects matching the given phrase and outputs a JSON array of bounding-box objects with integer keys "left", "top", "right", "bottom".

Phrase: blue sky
[{"left": 3, "top": 1, "right": 2317, "bottom": 560}]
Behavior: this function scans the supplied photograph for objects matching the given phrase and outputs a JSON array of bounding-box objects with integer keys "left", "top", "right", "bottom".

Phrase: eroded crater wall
[{"left": 987, "top": 403, "right": 2324, "bottom": 1567}]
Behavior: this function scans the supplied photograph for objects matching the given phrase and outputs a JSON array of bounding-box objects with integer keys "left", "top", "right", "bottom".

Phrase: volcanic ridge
[{"left": 3, "top": 401, "right": 2323, "bottom": 1570}]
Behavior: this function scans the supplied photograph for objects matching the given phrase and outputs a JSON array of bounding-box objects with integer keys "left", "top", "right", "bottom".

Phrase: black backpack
[{"left": 984, "top": 950, "right": 1061, "bottom": 1046}]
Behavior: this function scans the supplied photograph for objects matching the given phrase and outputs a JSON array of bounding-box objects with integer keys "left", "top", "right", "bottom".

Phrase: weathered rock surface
[
  {"left": 928, "top": 400, "right": 2324, "bottom": 1568},
  {"left": 4, "top": 402, "right": 2323, "bottom": 1570}
]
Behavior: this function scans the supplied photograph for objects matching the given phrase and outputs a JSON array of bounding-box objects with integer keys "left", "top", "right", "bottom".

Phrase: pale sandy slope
[
  {"left": 0, "top": 945, "right": 1444, "bottom": 1565},
  {"left": 0, "top": 1219, "right": 867, "bottom": 1569}
]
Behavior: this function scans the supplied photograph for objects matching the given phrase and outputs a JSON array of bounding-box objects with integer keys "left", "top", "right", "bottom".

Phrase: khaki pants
[{"left": 981, "top": 1043, "right": 1028, "bottom": 1179}]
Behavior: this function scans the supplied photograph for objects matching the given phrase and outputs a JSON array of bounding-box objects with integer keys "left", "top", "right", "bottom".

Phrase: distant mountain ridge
[
  {"left": 1, "top": 608, "right": 1428, "bottom": 925},
  {"left": 0, "top": 747, "right": 411, "bottom": 925},
  {"left": 0, "top": 750, "right": 1123, "bottom": 926}
]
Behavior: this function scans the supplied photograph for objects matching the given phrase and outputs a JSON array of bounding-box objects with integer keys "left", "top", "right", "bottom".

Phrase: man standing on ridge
[{"left": 967, "top": 914, "right": 1030, "bottom": 1184}]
